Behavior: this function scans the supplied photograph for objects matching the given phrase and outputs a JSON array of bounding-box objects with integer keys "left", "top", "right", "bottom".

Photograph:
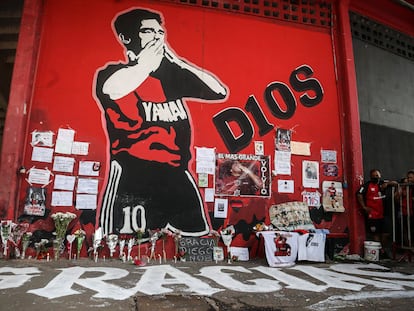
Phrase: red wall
[{"left": 4, "top": 0, "right": 354, "bottom": 256}]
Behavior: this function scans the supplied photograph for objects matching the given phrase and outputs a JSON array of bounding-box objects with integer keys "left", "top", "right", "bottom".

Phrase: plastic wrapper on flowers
[
  {"left": 74, "top": 229, "right": 86, "bottom": 259},
  {"left": 34, "top": 239, "right": 50, "bottom": 260},
  {"left": 148, "top": 229, "right": 162, "bottom": 262},
  {"left": 220, "top": 225, "right": 235, "bottom": 264},
  {"left": 92, "top": 228, "right": 103, "bottom": 262},
  {"left": 21, "top": 231, "right": 32, "bottom": 259},
  {"left": 160, "top": 227, "right": 172, "bottom": 263},
  {"left": 1, "top": 220, "right": 12, "bottom": 257},
  {"left": 9, "top": 222, "right": 29, "bottom": 259},
  {"left": 107, "top": 234, "right": 118, "bottom": 258}
]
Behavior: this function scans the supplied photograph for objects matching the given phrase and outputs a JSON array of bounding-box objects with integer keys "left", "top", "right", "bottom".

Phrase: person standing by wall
[
  {"left": 394, "top": 170, "right": 414, "bottom": 248},
  {"left": 357, "top": 168, "right": 398, "bottom": 258}
]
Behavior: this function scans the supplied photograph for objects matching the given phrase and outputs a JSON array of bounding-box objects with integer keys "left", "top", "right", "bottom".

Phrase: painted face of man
[{"left": 139, "top": 19, "right": 165, "bottom": 48}]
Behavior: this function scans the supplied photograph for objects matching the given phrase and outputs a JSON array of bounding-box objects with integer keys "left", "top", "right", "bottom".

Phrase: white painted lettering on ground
[
  {"left": 291, "top": 265, "right": 404, "bottom": 291},
  {"left": 0, "top": 263, "right": 412, "bottom": 300},
  {"left": 0, "top": 267, "right": 40, "bottom": 289},
  {"left": 199, "top": 266, "right": 282, "bottom": 292},
  {"left": 252, "top": 266, "right": 327, "bottom": 292},
  {"left": 136, "top": 265, "right": 222, "bottom": 295},
  {"left": 28, "top": 267, "right": 137, "bottom": 300}
]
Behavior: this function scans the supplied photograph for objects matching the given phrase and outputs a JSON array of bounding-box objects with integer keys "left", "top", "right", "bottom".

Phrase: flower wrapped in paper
[
  {"left": 74, "top": 229, "right": 86, "bottom": 259},
  {"left": 92, "top": 228, "right": 103, "bottom": 261},
  {"left": 34, "top": 238, "right": 49, "bottom": 260},
  {"left": 148, "top": 229, "right": 162, "bottom": 262},
  {"left": 9, "top": 222, "right": 29, "bottom": 258},
  {"left": 21, "top": 231, "right": 32, "bottom": 259},
  {"left": 0, "top": 220, "right": 12, "bottom": 257},
  {"left": 107, "top": 234, "right": 118, "bottom": 258},
  {"left": 220, "top": 225, "right": 235, "bottom": 263},
  {"left": 209, "top": 230, "right": 220, "bottom": 246},
  {"left": 118, "top": 235, "right": 128, "bottom": 262},
  {"left": 160, "top": 227, "right": 172, "bottom": 263},
  {"left": 127, "top": 237, "right": 134, "bottom": 262},
  {"left": 173, "top": 229, "right": 182, "bottom": 259}
]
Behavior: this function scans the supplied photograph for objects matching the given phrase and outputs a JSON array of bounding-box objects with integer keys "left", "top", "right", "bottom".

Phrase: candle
[
  {"left": 174, "top": 256, "right": 177, "bottom": 263},
  {"left": 46, "top": 253, "right": 50, "bottom": 262},
  {"left": 158, "top": 254, "right": 162, "bottom": 264},
  {"left": 103, "top": 255, "right": 106, "bottom": 262}
]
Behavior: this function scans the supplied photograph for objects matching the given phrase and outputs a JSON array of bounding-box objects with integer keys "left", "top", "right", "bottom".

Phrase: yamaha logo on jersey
[{"left": 142, "top": 99, "right": 188, "bottom": 122}]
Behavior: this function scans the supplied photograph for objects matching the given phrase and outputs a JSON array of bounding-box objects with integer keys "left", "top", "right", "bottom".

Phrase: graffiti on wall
[{"left": 93, "top": 8, "right": 228, "bottom": 237}]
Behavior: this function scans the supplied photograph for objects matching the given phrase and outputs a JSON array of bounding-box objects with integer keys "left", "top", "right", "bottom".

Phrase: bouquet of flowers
[
  {"left": 0, "top": 220, "right": 12, "bottom": 257},
  {"left": 92, "top": 228, "right": 103, "bottom": 262},
  {"left": 252, "top": 222, "right": 270, "bottom": 232},
  {"left": 160, "top": 227, "right": 172, "bottom": 263},
  {"left": 209, "top": 229, "right": 220, "bottom": 246},
  {"left": 51, "top": 212, "right": 76, "bottom": 242},
  {"left": 9, "top": 223, "right": 29, "bottom": 258},
  {"left": 220, "top": 225, "right": 235, "bottom": 263},
  {"left": 107, "top": 234, "right": 118, "bottom": 258},
  {"left": 148, "top": 229, "right": 162, "bottom": 262},
  {"left": 74, "top": 229, "right": 85, "bottom": 259},
  {"left": 173, "top": 229, "right": 182, "bottom": 259},
  {"left": 21, "top": 231, "right": 32, "bottom": 259},
  {"left": 118, "top": 234, "right": 128, "bottom": 262},
  {"left": 127, "top": 237, "right": 135, "bottom": 262},
  {"left": 34, "top": 238, "right": 49, "bottom": 260}
]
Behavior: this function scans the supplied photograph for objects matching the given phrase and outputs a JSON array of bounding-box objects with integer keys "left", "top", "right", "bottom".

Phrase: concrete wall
[{"left": 353, "top": 38, "right": 414, "bottom": 180}]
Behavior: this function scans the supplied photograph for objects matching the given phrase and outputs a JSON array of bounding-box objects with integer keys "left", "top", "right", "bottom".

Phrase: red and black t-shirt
[{"left": 358, "top": 181, "right": 385, "bottom": 219}]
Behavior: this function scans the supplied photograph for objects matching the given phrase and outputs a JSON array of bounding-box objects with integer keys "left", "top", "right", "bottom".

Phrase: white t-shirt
[
  {"left": 297, "top": 232, "right": 326, "bottom": 262},
  {"left": 257, "top": 231, "right": 299, "bottom": 267}
]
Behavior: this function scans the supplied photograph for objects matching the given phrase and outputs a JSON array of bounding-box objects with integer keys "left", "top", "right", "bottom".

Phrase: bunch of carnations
[{"left": 51, "top": 212, "right": 76, "bottom": 241}]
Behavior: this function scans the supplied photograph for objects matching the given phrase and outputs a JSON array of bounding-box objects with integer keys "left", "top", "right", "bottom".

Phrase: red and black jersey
[{"left": 358, "top": 181, "right": 385, "bottom": 219}]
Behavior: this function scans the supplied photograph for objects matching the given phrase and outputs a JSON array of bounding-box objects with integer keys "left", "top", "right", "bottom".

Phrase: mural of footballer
[{"left": 94, "top": 8, "right": 228, "bottom": 237}]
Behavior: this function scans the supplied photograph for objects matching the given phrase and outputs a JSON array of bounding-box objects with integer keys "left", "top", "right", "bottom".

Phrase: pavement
[{"left": 0, "top": 255, "right": 414, "bottom": 311}]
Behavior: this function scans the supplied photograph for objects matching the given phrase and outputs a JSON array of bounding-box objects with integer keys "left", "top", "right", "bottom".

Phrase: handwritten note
[{"left": 178, "top": 237, "right": 215, "bottom": 261}]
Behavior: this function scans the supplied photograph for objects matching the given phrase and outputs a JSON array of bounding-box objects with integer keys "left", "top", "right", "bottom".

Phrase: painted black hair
[{"left": 114, "top": 8, "right": 162, "bottom": 53}]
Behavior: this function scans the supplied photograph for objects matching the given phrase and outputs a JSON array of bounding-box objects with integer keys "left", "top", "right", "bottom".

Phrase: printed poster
[
  {"left": 215, "top": 153, "right": 270, "bottom": 197},
  {"left": 321, "top": 149, "right": 337, "bottom": 163},
  {"left": 214, "top": 198, "right": 228, "bottom": 218},
  {"left": 275, "top": 128, "right": 291, "bottom": 151},
  {"left": 24, "top": 186, "right": 46, "bottom": 216},
  {"left": 322, "top": 181, "right": 345, "bottom": 212},
  {"left": 302, "top": 160, "right": 319, "bottom": 188}
]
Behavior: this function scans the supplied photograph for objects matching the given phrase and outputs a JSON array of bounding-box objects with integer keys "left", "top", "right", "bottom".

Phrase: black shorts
[
  {"left": 366, "top": 218, "right": 384, "bottom": 234},
  {"left": 100, "top": 158, "right": 209, "bottom": 237}
]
